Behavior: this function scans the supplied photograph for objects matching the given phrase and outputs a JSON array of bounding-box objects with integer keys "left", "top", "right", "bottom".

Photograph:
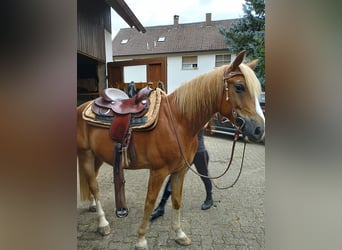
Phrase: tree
[{"left": 219, "top": 0, "right": 265, "bottom": 90}]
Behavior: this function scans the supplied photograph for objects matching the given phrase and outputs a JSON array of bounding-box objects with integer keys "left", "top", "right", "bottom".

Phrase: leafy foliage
[{"left": 219, "top": 0, "right": 265, "bottom": 89}]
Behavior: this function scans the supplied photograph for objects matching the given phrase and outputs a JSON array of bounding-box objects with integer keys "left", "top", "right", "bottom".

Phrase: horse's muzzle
[{"left": 236, "top": 116, "right": 264, "bottom": 142}]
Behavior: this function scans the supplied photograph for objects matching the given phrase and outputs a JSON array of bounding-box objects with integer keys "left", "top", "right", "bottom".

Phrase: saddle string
[{"left": 164, "top": 86, "right": 246, "bottom": 181}]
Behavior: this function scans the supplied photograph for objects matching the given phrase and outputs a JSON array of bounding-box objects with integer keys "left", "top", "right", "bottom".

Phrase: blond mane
[
  {"left": 239, "top": 63, "right": 262, "bottom": 98},
  {"left": 172, "top": 66, "right": 225, "bottom": 126},
  {"left": 172, "top": 62, "right": 261, "bottom": 128}
]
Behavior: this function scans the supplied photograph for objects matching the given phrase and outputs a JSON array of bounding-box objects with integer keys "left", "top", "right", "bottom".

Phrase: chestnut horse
[{"left": 77, "top": 51, "right": 265, "bottom": 249}]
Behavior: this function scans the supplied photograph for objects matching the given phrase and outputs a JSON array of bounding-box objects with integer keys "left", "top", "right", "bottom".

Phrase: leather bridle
[
  {"left": 222, "top": 68, "right": 246, "bottom": 129},
  {"left": 163, "top": 67, "right": 248, "bottom": 188}
]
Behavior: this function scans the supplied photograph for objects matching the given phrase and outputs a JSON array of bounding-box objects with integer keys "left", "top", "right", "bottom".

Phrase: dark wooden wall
[{"left": 77, "top": 0, "right": 111, "bottom": 61}]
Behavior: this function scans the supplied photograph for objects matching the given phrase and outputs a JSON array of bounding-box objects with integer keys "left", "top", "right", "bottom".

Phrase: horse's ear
[
  {"left": 232, "top": 50, "right": 246, "bottom": 70},
  {"left": 247, "top": 59, "right": 258, "bottom": 70}
]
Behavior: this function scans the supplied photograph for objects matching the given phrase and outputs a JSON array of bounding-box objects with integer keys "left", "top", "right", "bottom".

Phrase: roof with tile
[{"left": 112, "top": 17, "right": 240, "bottom": 57}]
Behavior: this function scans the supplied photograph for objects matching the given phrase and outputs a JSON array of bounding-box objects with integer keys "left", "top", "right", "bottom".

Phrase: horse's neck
[{"left": 166, "top": 93, "right": 215, "bottom": 135}]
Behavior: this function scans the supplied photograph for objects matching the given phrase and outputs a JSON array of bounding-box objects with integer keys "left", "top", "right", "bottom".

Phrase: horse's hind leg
[
  {"left": 170, "top": 168, "right": 191, "bottom": 246},
  {"left": 78, "top": 149, "right": 110, "bottom": 235},
  {"left": 136, "top": 170, "right": 168, "bottom": 249},
  {"left": 88, "top": 157, "right": 104, "bottom": 212},
  {"left": 88, "top": 197, "right": 96, "bottom": 212}
]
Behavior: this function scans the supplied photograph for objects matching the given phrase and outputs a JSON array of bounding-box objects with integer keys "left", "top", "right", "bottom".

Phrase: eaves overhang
[{"left": 106, "top": 0, "right": 146, "bottom": 33}]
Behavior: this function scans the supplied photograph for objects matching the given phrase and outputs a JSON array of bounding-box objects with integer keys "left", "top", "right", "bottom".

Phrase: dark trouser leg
[
  {"left": 193, "top": 150, "right": 213, "bottom": 210},
  {"left": 150, "top": 177, "right": 171, "bottom": 220}
]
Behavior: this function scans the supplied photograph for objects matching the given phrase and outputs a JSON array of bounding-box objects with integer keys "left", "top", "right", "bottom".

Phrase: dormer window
[
  {"left": 120, "top": 39, "right": 129, "bottom": 44},
  {"left": 157, "top": 36, "right": 166, "bottom": 42}
]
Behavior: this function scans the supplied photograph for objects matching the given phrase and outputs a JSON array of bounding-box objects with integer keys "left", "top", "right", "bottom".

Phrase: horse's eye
[{"left": 234, "top": 84, "right": 245, "bottom": 93}]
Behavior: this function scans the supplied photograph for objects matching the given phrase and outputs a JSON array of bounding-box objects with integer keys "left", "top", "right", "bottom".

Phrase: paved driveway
[{"left": 77, "top": 135, "right": 265, "bottom": 249}]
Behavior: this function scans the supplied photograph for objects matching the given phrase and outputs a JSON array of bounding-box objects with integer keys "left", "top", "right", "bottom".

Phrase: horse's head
[{"left": 219, "top": 50, "right": 265, "bottom": 142}]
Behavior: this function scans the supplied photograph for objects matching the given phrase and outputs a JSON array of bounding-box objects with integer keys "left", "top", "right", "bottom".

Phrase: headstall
[
  {"left": 222, "top": 68, "right": 244, "bottom": 118},
  {"left": 163, "top": 68, "right": 248, "bottom": 189}
]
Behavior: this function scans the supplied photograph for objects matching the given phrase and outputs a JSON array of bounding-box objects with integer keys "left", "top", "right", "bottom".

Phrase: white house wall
[{"left": 167, "top": 54, "right": 216, "bottom": 93}]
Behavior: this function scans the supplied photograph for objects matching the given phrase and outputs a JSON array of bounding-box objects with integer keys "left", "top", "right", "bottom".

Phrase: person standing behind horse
[{"left": 150, "top": 129, "right": 213, "bottom": 220}]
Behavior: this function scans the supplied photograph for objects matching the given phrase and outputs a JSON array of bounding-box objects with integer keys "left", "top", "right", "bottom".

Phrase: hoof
[
  {"left": 89, "top": 205, "right": 96, "bottom": 212},
  {"left": 116, "top": 208, "right": 128, "bottom": 218},
  {"left": 135, "top": 239, "right": 148, "bottom": 250},
  {"left": 98, "top": 224, "right": 110, "bottom": 236},
  {"left": 175, "top": 236, "right": 191, "bottom": 246}
]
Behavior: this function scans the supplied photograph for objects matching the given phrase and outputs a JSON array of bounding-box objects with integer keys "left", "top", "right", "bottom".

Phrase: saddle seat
[
  {"left": 93, "top": 87, "right": 153, "bottom": 116},
  {"left": 101, "top": 88, "right": 129, "bottom": 102}
]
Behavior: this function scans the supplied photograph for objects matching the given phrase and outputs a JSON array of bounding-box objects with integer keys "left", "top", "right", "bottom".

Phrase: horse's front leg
[
  {"left": 135, "top": 170, "right": 168, "bottom": 250},
  {"left": 170, "top": 168, "right": 191, "bottom": 246}
]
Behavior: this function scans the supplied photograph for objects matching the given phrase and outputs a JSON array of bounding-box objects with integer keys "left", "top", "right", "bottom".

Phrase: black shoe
[
  {"left": 201, "top": 199, "right": 213, "bottom": 210},
  {"left": 150, "top": 206, "right": 164, "bottom": 221}
]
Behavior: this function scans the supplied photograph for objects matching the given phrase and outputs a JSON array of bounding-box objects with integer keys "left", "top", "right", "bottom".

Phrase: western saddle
[
  {"left": 92, "top": 86, "right": 153, "bottom": 141},
  {"left": 91, "top": 85, "right": 155, "bottom": 218}
]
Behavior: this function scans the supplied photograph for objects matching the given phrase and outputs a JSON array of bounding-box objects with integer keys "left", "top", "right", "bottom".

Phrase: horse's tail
[
  {"left": 78, "top": 158, "right": 92, "bottom": 201},
  {"left": 77, "top": 102, "right": 93, "bottom": 201}
]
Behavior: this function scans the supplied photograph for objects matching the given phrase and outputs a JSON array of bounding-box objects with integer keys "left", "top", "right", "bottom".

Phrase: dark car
[
  {"left": 206, "top": 92, "right": 265, "bottom": 141},
  {"left": 206, "top": 113, "right": 239, "bottom": 136}
]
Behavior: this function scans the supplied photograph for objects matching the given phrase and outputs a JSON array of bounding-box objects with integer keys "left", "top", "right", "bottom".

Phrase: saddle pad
[{"left": 82, "top": 88, "right": 162, "bottom": 131}]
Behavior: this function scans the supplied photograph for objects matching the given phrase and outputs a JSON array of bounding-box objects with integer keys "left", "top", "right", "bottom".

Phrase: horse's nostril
[{"left": 255, "top": 126, "right": 261, "bottom": 135}]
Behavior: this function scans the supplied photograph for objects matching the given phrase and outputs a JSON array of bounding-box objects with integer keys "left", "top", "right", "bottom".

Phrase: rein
[
  {"left": 164, "top": 92, "right": 246, "bottom": 187},
  {"left": 211, "top": 137, "right": 247, "bottom": 190},
  {"left": 163, "top": 67, "right": 248, "bottom": 187}
]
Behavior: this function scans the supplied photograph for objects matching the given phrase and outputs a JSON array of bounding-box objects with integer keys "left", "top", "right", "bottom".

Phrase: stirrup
[{"left": 116, "top": 208, "right": 129, "bottom": 218}]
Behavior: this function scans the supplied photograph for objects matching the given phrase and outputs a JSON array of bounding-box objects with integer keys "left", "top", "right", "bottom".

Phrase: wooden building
[{"left": 77, "top": 0, "right": 145, "bottom": 105}]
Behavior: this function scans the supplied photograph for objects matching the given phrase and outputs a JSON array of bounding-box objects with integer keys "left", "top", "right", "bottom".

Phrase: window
[
  {"left": 215, "top": 54, "right": 231, "bottom": 67},
  {"left": 158, "top": 36, "right": 166, "bottom": 42},
  {"left": 120, "top": 39, "right": 129, "bottom": 44},
  {"left": 123, "top": 65, "right": 147, "bottom": 83},
  {"left": 182, "top": 56, "right": 198, "bottom": 70}
]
